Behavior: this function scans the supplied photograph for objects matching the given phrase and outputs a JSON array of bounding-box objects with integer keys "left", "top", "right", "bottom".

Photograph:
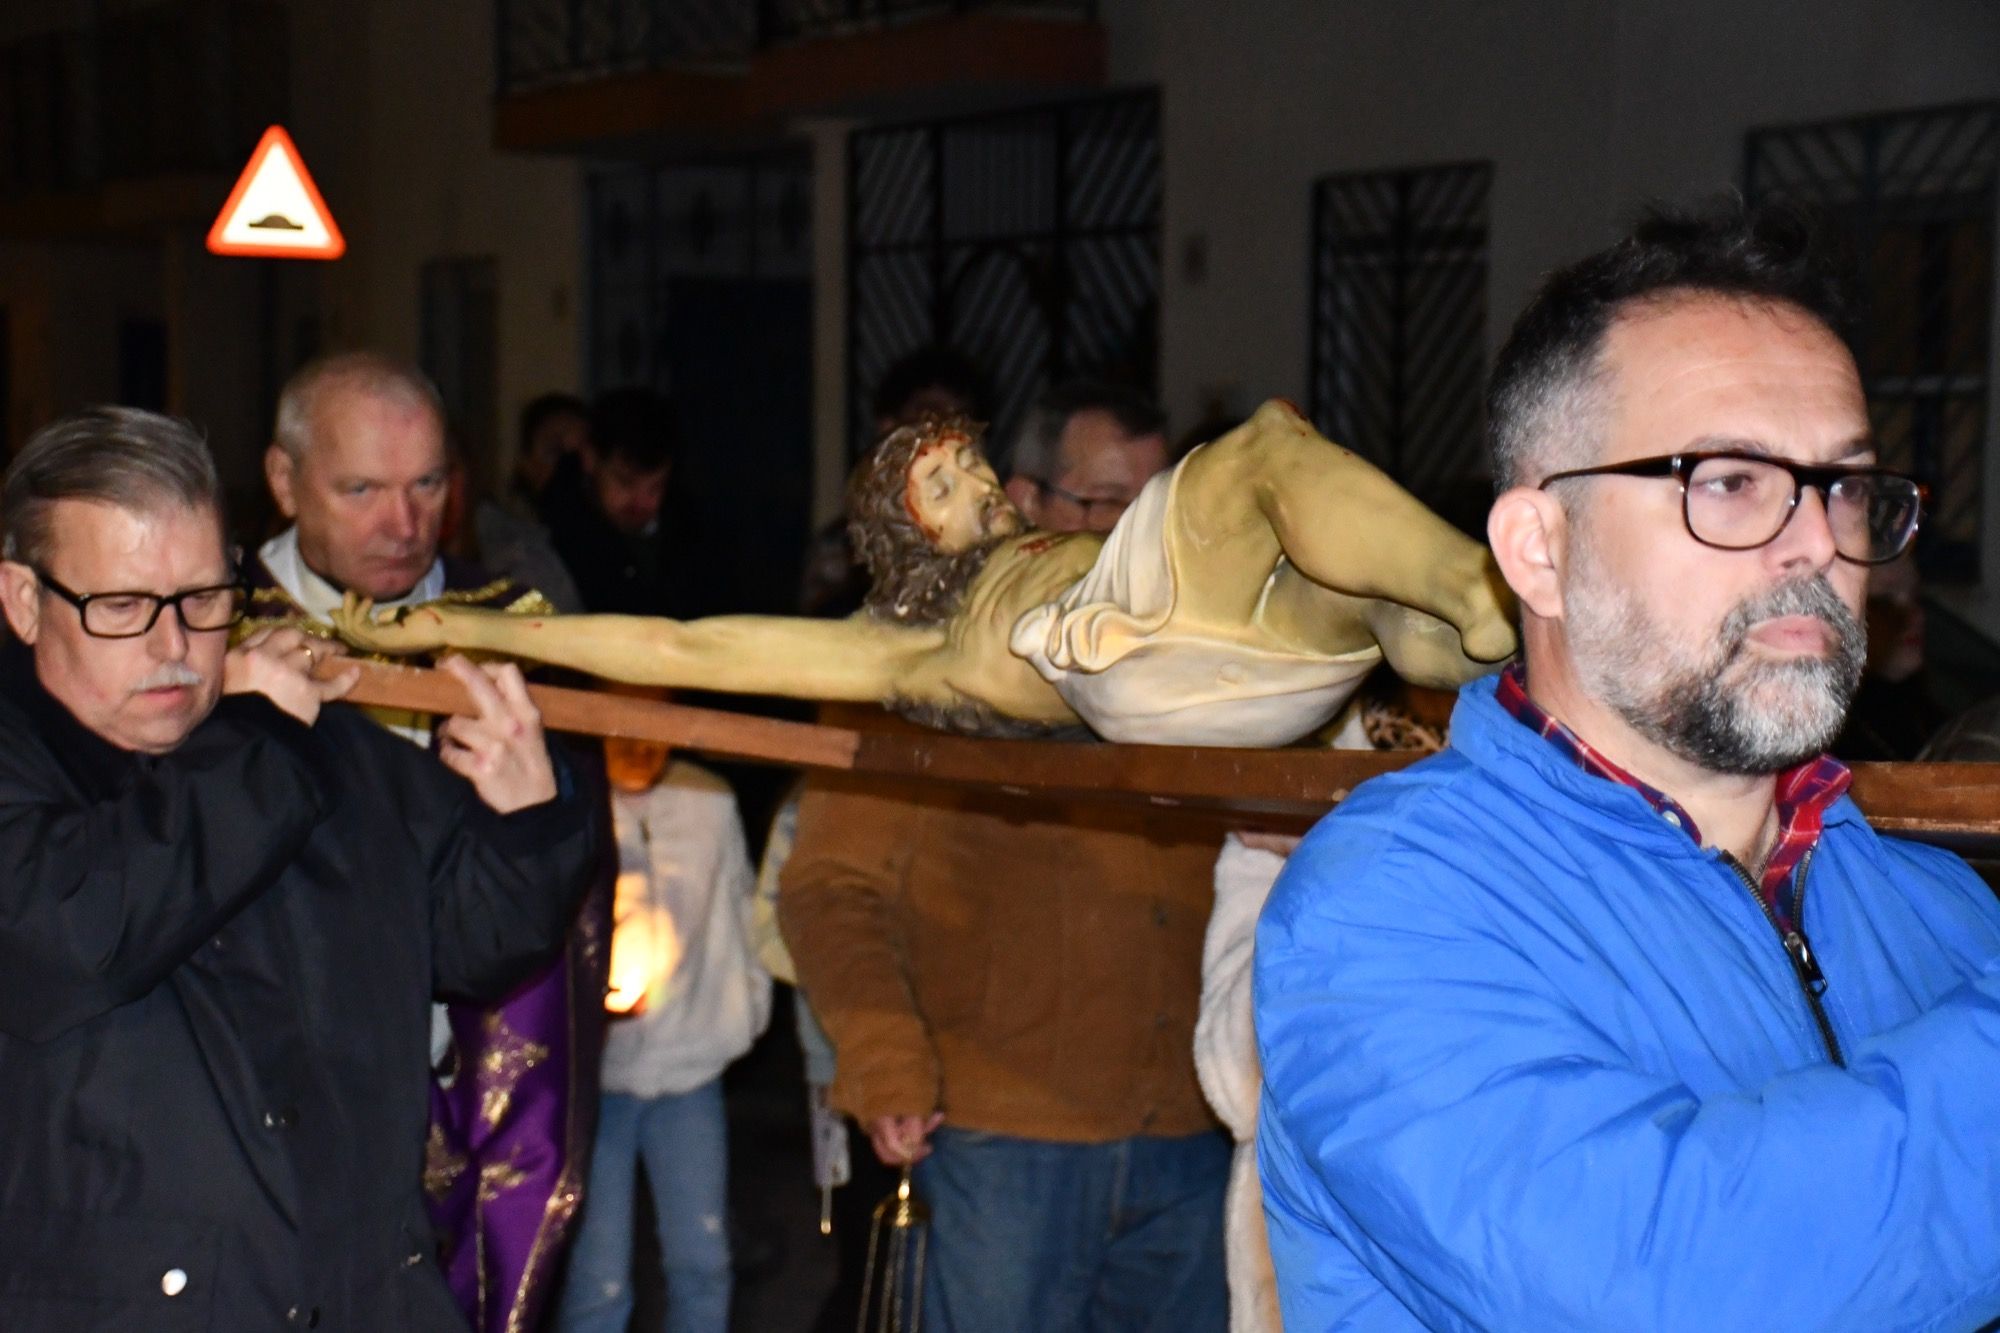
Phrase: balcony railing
[
  {"left": 496, "top": 0, "right": 1095, "bottom": 95},
  {"left": 761, "top": 0, "right": 1096, "bottom": 44},
  {"left": 0, "top": 0, "right": 287, "bottom": 202}
]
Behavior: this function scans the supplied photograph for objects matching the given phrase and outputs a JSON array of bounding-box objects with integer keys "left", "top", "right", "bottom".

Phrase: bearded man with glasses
[
  {"left": 1256, "top": 200, "right": 2000, "bottom": 1331},
  {"left": 0, "top": 407, "right": 597, "bottom": 1330}
]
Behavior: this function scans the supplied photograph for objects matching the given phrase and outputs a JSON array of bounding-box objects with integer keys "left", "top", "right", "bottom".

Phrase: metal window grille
[
  {"left": 1746, "top": 102, "right": 1999, "bottom": 582},
  {"left": 0, "top": 1, "right": 287, "bottom": 200},
  {"left": 847, "top": 88, "right": 1160, "bottom": 461},
  {"left": 587, "top": 156, "right": 813, "bottom": 393},
  {"left": 761, "top": 0, "right": 1094, "bottom": 45},
  {"left": 495, "top": 0, "right": 1095, "bottom": 93},
  {"left": 497, "top": 0, "right": 754, "bottom": 93},
  {"left": 1309, "top": 162, "right": 1492, "bottom": 512}
]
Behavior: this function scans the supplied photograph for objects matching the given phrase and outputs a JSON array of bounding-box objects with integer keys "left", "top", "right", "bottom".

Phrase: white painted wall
[
  {"left": 11, "top": 0, "right": 1999, "bottom": 605},
  {"left": 798, "top": 117, "right": 858, "bottom": 530},
  {"left": 1, "top": 0, "right": 587, "bottom": 495},
  {"left": 293, "top": 0, "right": 587, "bottom": 479},
  {"left": 1150, "top": 0, "right": 2000, "bottom": 435},
  {"left": 0, "top": 238, "right": 163, "bottom": 423}
]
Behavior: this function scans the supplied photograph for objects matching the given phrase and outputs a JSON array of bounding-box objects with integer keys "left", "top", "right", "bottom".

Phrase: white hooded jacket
[{"left": 602, "top": 761, "right": 771, "bottom": 1096}]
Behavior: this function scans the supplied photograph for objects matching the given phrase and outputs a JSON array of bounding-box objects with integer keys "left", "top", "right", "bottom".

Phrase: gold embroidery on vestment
[{"left": 477, "top": 1011, "right": 551, "bottom": 1132}]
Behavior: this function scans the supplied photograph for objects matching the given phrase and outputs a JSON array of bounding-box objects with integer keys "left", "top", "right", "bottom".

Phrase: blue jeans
[
  {"left": 557, "top": 1080, "right": 732, "bottom": 1333},
  {"left": 909, "top": 1126, "right": 1230, "bottom": 1333}
]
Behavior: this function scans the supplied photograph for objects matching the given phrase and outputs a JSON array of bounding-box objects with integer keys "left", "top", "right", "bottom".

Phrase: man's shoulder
[
  {"left": 1264, "top": 746, "right": 1525, "bottom": 931},
  {"left": 1302, "top": 744, "right": 1501, "bottom": 851},
  {"left": 0, "top": 677, "right": 54, "bottom": 784},
  {"left": 436, "top": 556, "right": 556, "bottom": 615},
  {"left": 284, "top": 701, "right": 440, "bottom": 793},
  {"left": 661, "top": 758, "right": 736, "bottom": 799},
  {"left": 240, "top": 552, "right": 311, "bottom": 628},
  {"left": 1829, "top": 805, "right": 2000, "bottom": 911},
  {"left": 627, "top": 761, "right": 746, "bottom": 851},
  {"left": 649, "top": 759, "right": 743, "bottom": 821}
]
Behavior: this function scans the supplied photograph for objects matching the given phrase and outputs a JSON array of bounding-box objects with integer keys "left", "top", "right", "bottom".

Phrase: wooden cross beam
[{"left": 326, "top": 660, "right": 2000, "bottom": 849}]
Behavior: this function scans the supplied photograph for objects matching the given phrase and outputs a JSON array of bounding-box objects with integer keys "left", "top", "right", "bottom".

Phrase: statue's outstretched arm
[{"left": 333, "top": 595, "right": 944, "bottom": 703}]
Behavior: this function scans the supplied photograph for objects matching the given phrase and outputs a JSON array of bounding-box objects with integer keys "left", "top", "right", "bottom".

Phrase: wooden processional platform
[{"left": 335, "top": 660, "right": 2000, "bottom": 854}]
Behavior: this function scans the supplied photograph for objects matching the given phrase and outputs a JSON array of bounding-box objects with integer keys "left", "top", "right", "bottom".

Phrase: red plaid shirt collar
[{"left": 1494, "top": 663, "right": 1851, "bottom": 933}]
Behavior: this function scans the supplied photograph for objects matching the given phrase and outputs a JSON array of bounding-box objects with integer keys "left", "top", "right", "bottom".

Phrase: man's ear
[
  {"left": 1487, "top": 485, "right": 1569, "bottom": 622},
  {"left": 0, "top": 560, "right": 42, "bottom": 644},
  {"left": 264, "top": 444, "right": 300, "bottom": 521},
  {"left": 1003, "top": 475, "right": 1042, "bottom": 525}
]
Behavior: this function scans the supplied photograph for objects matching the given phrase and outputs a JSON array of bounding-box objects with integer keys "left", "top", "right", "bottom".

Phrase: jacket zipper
[{"left": 1723, "top": 847, "right": 1844, "bottom": 1067}]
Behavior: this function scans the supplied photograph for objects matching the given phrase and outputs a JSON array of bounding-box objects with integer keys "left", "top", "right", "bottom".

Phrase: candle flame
[{"left": 605, "top": 870, "right": 683, "bottom": 1015}]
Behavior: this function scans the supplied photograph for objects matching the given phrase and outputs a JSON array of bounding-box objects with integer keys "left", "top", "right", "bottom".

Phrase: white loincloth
[{"left": 1008, "top": 454, "right": 1380, "bottom": 747}]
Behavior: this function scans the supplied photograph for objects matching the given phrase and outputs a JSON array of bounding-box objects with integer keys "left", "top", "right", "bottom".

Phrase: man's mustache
[
  {"left": 132, "top": 662, "right": 205, "bottom": 692},
  {"left": 1720, "top": 575, "right": 1866, "bottom": 663}
]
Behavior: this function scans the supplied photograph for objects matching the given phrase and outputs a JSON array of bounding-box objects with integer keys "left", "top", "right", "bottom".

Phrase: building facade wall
[
  {"left": 296, "top": 0, "right": 585, "bottom": 481},
  {"left": 1154, "top": 0, "right": 2000, "bottom": 430}
]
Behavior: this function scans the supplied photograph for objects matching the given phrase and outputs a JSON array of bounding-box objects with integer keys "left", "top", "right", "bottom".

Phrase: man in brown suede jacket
[{"left": 778, "top": 382, "right": 1230, "bottom": 1333}]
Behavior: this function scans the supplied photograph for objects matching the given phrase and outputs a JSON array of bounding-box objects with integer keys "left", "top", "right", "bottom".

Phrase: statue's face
[{"left": 904, "top": 434, "right": 1023, "bottom": 554}]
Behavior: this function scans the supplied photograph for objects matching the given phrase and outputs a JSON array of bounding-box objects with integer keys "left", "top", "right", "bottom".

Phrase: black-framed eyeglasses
[
  {"left": 32, "top": 567, "right": 247, "bottom": 638},
  {"left": 1538, "top": 451, "right": 1924, "bottom": 566},
  {"left": 1025, "top": 477, "right": 1133, "bottom": 526}
]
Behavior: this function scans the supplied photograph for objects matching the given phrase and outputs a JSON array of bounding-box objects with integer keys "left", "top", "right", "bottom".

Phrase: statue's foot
[
  {"left": 1460, "top": 613, "right": 1518, "bottom": 663},
  {"left": 1453, "top": 562, "right": 1520, "bottom": 663}
]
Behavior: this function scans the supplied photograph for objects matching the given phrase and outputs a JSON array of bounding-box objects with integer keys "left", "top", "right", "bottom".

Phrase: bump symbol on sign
[{"left": 206, "top": 124, "right": 345, "bottom": 261}]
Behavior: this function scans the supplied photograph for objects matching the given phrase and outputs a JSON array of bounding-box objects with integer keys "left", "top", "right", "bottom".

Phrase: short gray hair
[
  {"left": 1486, "top": 343, "right": 1616, "bottom": 495},
  {"left": 273, "top": 350, "right": 445, "bottom": 459},
  {"left": 2, "top": 407, "right": 223, "bottom": 565},
  {"left": 1487, "top": 196, "right": 1849, "bottom": 491},
  {"left": 1006, "top": 379, "right": 1168, "bottom": 483}
]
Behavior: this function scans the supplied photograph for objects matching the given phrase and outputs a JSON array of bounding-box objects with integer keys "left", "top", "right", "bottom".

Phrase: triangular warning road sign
[{"left": 206, "top": 125, "right": 346, "bottom": 260}]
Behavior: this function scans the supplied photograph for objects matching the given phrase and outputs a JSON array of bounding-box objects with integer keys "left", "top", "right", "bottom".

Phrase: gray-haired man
[
  {"left": 1002, "top": 378, "right": 1170, "bottom": 535},
  {"left": 247, "top": 351, "right": 609, "bottom": 1331},
  {"left": 0, "top": 407, "right": 595, "bottom": 1330}
]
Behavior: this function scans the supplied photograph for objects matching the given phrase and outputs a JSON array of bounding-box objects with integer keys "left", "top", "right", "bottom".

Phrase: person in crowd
[
  {"left": 1001, "top": 378, "right": 1167, "bottom": 534},
  {"left": 441, "top": 428, "right": 585, "bottom": 613},
  {"left": 0, "top": 406, "right": 596, "bottom": 1329},
  {"left": 1256, "top": 198, "right": 2000, "bottom": 1329},
  {"left": 513, "top": 391, "right": 590, "bottom": 520},
  {"left": 1195, "top": 686, "right": 1451, "bottom": 1333},
  {"left": 872, "top": 345, "right": 995, "bottom": 438},
  {"left": 246, "top": 349, "right": 608, "bottom": 1333},
  {"left": 558, "top": 715, "right": 771, "bottom": 1333},
  {"left": 764, "top": 346, "right": 997, "bottom": 1332},
  {"left": 1912, "top": 577, "right": 2000, "bottom": 888},
  {"left": 777, "top": 381, "right": 1235, "bottom": 1333},
  {"left": 543, "top": 388, "right": 680, "bottom": 615},
  {"left": 1831, "top": 549, "right": 1949, "bottom": 760}
]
